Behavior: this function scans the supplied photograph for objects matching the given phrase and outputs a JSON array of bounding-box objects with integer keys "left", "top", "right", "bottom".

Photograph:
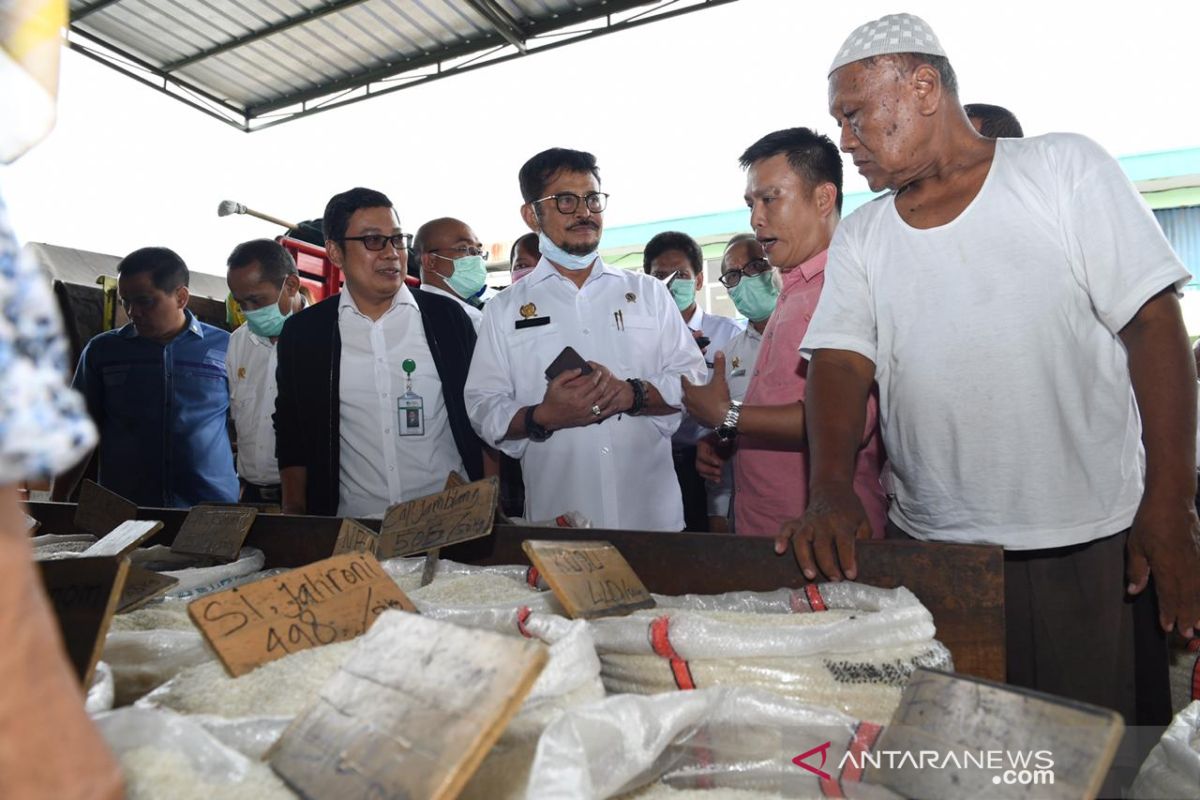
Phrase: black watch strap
[
  {"left": 525, "top": 404, "right": 552, "bottom": 441},
  {"left": 626, "top": 378, "right": 647, "bottom": 415}
]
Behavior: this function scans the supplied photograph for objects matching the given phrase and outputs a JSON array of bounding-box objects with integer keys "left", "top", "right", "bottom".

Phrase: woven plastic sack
[
  {"left": 459, "top": 613, "right": 607, "bottom": 800},
  {"left": 94, "top": 707, "right": 293, "bottom": 799},
  {"left": 527, "top": 686, "right": 902, "bottom": 800},
  {"left": 86, "top": 661, "right": 115, "bottom": 715},
  {"left": 1130, "top": 700, "right": 1200, "bottom": 799},
  {"left": 589, "top": 583, "right": 951, "bottom": 724},
  {"left": 126, "top": 545, "right": 266, "bottom": 600},
  {"left": 1169, "top": 640, "right": 1200, "bottom": 713}
]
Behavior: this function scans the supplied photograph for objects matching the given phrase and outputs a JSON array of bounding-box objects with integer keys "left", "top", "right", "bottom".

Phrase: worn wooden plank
[
  {"left": 523, "top": 539, "right": 655, "bottom": 619},
  {"left": 171, "top": 505, "right": 258, "bottom": 562},
  {"left": 270, "top": 611, "right": 547, "bottom": 800},
  {"left": 82, "top": 519, "right": 163, "bottom": 558},
  {"left": 330, "top": 518, "right": 380, "bottom": 557},
  {"left": 116, "top": 565, "right": 179, "bottom": 613},
  {"left": 377, "top": 476, "right": 499, "bottom": 559},
  {"left": 188, "top": 553, "right": 415, "bottom": 677},
  {"left": 37, "top": 556, "right": 130, "bottom": 686},
  {"left": 73, "top": 480, "right": 137, "bottom": 537},
  {"left": 864, "top": 669, "right": 1122, "bottom": 799}
]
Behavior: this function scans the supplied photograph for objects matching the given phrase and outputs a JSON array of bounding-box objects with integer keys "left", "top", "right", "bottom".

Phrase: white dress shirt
[
  {"left": 465, "top": 257, "right": 707, "bottom": 531},
  {"left": 674, "top": 306, "right": 745, "bottom": 446},
  {"left": 337, "top": 286, "right": 464, "bottom": 518},
  {"left": 226, "top": 324, "right": 281, "bottom": 485},
  {"left": 707, "top": 323, "right": 765, "bottom": 519},
  {"left": 420, "top": 282, "right": 483, "bottom": 332}
]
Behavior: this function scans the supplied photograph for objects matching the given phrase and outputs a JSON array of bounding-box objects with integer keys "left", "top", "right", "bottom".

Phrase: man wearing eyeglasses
[
  {"left": 413, "top": 217, "right": 489, "bottom": 332},
  {"left": 274, "top": 187, "right": 485, "bottom": 517},
  {"left": 681, "top": 128, "right": 886, "bottom": 539},
  {"left": 465, "top": 148, "right": 706, "bottom": 531}
]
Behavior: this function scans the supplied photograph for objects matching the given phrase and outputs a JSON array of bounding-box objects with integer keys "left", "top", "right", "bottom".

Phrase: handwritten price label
[
  {"left": 521, "top": 540, "right": 655, "bottom": 619},
  {"left": 378, "top": 476, "right": 499, "bottom": 559},
  {"left": 187, "top": 552, "right": 415, "bottom": 677}
]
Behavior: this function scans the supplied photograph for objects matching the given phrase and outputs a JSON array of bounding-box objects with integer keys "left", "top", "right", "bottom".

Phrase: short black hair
[
  {"left": 226, "top": 239, "right": 298, "bottom": 287},
  {"left": 738, "top": 127, "right": 844, "bottom": 214},
  {"left": 116, "top": 247, "right": 189, "bottom": 291},
  {"left": 963, "top": 103, "right": 1024, "bottom": 138},
  {"left": 642, "top": 231, "right": 703, "bottom": 276},
  {"left": 509, "top": 232, "right": 540, "bottom": 265},
  {"left": 519, "top": 148, "right": 600, "bottom": 205},
  {"left": 323, "top": 187, "right": 393, "bottom": 243}
]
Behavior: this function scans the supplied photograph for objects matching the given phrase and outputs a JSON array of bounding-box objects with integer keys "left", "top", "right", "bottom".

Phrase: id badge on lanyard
[{"left": 398, "top": 358, "right": 424, "bottom": 437}]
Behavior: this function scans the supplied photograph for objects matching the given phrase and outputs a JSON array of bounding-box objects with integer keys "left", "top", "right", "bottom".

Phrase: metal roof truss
[{"left": 67, "top": 0, "right": 737, "bottom": 132}]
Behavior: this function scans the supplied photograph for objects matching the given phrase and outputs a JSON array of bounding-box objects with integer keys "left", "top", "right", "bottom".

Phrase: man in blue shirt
[{"left": 53, "top": 247, "right": 238, "bottom": 507}]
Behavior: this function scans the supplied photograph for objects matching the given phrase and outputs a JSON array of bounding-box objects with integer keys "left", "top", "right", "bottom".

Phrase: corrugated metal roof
[{"left": 67, "top": 0, "right": 737, "bottom": 131}]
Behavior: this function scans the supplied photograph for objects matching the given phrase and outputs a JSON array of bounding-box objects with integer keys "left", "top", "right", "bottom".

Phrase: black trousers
[
  {"left": 240, "top": 481, "right": 281, "bottom": 504},
  {"left": 672, "top": 444, "right": 709, "bottom": 533}
]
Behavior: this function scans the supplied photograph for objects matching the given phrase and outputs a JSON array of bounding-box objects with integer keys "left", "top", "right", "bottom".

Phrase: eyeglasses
[
  {"left": 429, "top": 245, "right": 487, "bottom": 258},
  {"left": 341, "top": 233, "right": 412, "bottom": 251},
  {"left": 533, "top": 192, "right": 609, "bottom": 214},
  {"left": 718, "top": 257, "right": 771, "bottom": 289}
]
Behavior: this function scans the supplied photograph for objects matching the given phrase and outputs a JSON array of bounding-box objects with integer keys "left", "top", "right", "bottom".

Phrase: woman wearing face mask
[
  {"left": 225, "top": 239, "right": 308, "bottom": 505},
  {"left": 691, "top": 235, "right": 780, "bottom": 533},
  {"left": 415, "top": 218, "right": 490, "bottom": 333},
  {"left": 508, "top": 232, "right": 541, "bottom": 285}
]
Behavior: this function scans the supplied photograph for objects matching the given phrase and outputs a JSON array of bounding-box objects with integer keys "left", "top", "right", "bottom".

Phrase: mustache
[{"left": 568, "top": 221, "right": 599, "bottom": 230}]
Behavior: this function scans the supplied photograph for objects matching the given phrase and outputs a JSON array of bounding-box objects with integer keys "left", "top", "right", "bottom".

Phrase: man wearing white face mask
[
  {"left": 414, "top": 218, "right": 489, "bottom": 332},
  {"left": 225, "top": 239, "right": 306, "bottom": 504},
  {"left": 465, "top": 148, "right": 707, "bottom": 530}
]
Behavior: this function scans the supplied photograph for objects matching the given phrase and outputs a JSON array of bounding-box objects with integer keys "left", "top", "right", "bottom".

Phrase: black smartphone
[
  {"left": 545, "top": 346, "right": 594, "bottom": 380},
  {"left": 694, "top": 335, "right": 711, "bottom": 350}
]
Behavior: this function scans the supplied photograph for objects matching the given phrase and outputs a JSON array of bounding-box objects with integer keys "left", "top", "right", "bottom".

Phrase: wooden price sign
[
  {"left": 74, "top": 479, "right": 137, "bottom": 537},
  {"left": 37, "top": 556, "right": 130, "bottom": 685},
  {"left": 116, "top": 564, "right": 179, "bottom": 614},
  {"left": 170, "top": 504, "right": 258, "bottom": 562},
  {"left": 377, "top": 476, "right": 499, "bottom": 559},
  {"left": 521, "top": 540, "right": 655, "bottom": 619},
  {"left": 270, "top": 611, "right": 548, "bottom": 800},
  {"left": 82, "top": 519, "right": 163, "bottom": 558},
  {"left": 330, "top": 518, "right": 380, "bottom": 557},
  {"left": 188, "top": 552, "right": 415, "bottom": 677},
  {"left": 864, "top": 669, "right": 1124, "bottom": 800}
]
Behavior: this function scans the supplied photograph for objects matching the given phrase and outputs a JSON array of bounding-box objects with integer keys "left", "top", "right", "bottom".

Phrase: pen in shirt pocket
[{"left": 613, "top": 310, "right": 624, "bottom": 331}]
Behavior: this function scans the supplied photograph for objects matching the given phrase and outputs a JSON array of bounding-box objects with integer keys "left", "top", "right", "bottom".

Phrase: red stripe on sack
[
  {"left": 649, "top": 616, "right": 696, "bottom": 690},
  {"left": 525, "top": 566, "right": 540, "bottom": 588},
  {"left": 555, "top": 514, "right": 571, "bottom": 527},
  {"left": 819, "top": 772, "right": 843, "bottom": 798},
  {"left": 805, "top": 584, "right": 827, "bottom": 612},
  {"left": 516, "top": 606, "right": 533, "bottom": 639},
  {"left": 1188, "top": 638, "right": 1200, "bottom": 652},
  {"left": 1192, "top": 651, "right": 1200, "bottom": 701},
  {"left": 839, "top": 721, "right": 884, "bottom": 785}
]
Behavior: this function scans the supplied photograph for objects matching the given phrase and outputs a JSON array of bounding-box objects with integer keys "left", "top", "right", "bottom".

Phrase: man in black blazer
[{"left": 274, "top": 187, "right": 485, "bottom": 517}]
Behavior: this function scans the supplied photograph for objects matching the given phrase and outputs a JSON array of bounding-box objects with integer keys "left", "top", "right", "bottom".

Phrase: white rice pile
[
  {"left": 407, "top": 572, "right": 542, "bottom": 605},
  {"left": 146, "top": 641, "right": 354, "bottom": 717},
  {"left": 121, "top": 746, "right": 293, "bottom": 800},
  {"left": 110, "top": 602, "right": 194, "bottom": 632}
]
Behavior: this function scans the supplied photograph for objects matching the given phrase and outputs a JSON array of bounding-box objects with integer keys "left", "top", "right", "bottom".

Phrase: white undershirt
[
  {"left": 420, "top": 283, "right": 483, "bottom": 332},
  {"left": 801, "top": 133, "right": 1192, "bottom": 549},
  {"left": 337, "top": 286, "right": 464, "bottom": 518}
]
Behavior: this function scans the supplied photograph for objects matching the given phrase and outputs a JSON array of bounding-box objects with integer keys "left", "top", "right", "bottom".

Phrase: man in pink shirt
[{"left": 683, "top": 127, "right": 886, "bottom": 538}]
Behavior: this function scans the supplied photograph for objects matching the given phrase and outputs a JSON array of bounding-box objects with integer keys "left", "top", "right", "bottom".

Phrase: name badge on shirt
[{"left": 398, "top": 357, "right": 424, "bottom": 437}]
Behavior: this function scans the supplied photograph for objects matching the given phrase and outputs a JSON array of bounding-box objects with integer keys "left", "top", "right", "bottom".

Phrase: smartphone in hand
[{"left": 545, "top": 346, "right": 594, "bottom": 381}]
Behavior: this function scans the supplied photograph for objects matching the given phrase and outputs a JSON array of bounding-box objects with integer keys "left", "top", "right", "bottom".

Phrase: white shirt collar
[
  {"left": 524, "top": 255, "right": 618, "bottom": 289},
  {"left": 686, "top": 305, "right": 705, "bottom": 332},
  {"left": 338, "top": 283, "right": 417, "bottom": 319}
]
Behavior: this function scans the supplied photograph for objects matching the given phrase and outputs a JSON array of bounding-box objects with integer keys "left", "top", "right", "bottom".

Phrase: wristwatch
[
  {"left": 715, "top": 400, "right": 742, "bottom": 442},
  {"left": 525, "top": 404, "right": 553, "bottom": 441}
]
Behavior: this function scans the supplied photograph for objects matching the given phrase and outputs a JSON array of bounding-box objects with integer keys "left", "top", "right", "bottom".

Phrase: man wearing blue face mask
[
  {"left": 414, "top": 218, "right": 489, "bottom": 332},
  {"left": 225, "top": 239, "right": 307, "bottom": 504},
  {"left": 465, "top": 148, "right": 707, "bottom": 531}
]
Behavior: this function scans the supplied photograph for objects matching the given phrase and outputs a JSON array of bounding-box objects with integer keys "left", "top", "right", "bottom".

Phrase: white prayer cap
[{"left": 828, "top": 13, "right": 946, "bottom": 76}]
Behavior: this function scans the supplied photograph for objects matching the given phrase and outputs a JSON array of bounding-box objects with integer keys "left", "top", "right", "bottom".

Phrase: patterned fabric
[
  {"left": 829, "top": 13, "right": 946, "bottom": 75},
  {"left": 0, "top": 192, "right": 96, "bottom": 482}
]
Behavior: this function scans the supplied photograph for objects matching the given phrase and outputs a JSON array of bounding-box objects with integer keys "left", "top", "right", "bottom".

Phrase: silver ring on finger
[{"left": 591, "top": 403, "right": 602, "bottom": 417}]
